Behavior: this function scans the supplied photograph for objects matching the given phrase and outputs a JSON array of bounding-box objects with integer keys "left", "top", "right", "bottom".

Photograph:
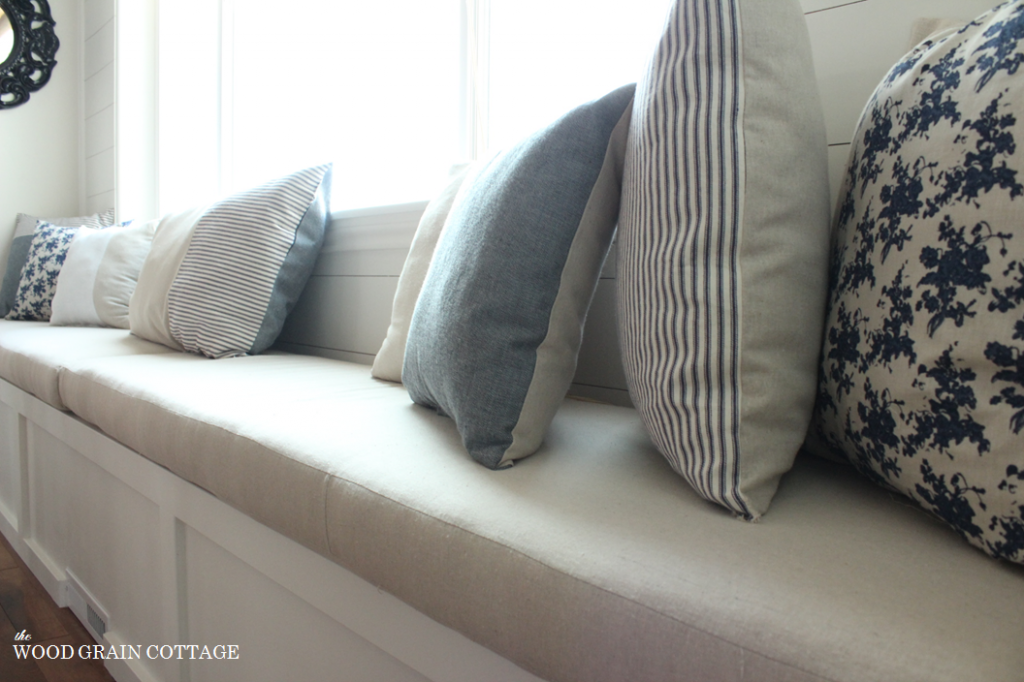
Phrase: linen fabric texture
[
  {"left": 617, "top": 0, "right": 831, "bottom": 519},
  {"left": 811, "top": 0, "right": 1024, "bottom": 564},
  {"left": 371, "top": 162, "right": 474, "bottom": 383},
  {"left": 0, "top": 209, "right": 115, "bottom": 317},
  {"left": 130, "top": 165, "right": 331, "bottom": 358},
  {"left": 404, "top": 84, "right": 635, "bottom": 469},
  {"left": 50, "top": 219, "right": 158, "bottom": 328},
  {"left": 129, "top": 207, "right": 207, "bottom": 351},
  {"left": 52, "top": 350, "right": 1024, "bottom": 682},
  {"left": 0, "top": 323, "right": 174, "bottom": 410}
]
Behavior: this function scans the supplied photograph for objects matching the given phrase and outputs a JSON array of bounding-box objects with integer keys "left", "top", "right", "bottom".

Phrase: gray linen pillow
[
  {"left": 371, "top": 163, "right": 474, "bottom": 383},
  {"left": 404, "top": 84, "right": 634, "bottom": 469}
]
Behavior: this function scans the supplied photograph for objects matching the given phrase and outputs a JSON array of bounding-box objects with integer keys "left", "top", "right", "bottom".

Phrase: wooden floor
[{"left": 0, "top": 531, "right": 116, "bottom": 682}]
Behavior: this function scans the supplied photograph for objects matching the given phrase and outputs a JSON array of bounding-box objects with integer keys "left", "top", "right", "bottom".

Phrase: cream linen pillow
[
  {"left": 128, "top": 207, "right": 207, "bottom": 350},
  {"left": 50, "top": 219, "right": 157, "bottom": 328},
  {"left": 371, "top": 163, "right": 474, "bottom": 383}
]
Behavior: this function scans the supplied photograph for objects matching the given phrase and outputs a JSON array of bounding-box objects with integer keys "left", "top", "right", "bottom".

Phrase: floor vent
[
  {"left": 87, "top": 603, "right": 107, "bottom": 637},
  {"left": 65, "top": 570, "right": 110, "bottom": 644}
]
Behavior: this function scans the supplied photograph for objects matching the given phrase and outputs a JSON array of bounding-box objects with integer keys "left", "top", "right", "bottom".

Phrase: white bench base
[{"left": 0, "top": 378, "right": 543, "bottom": 682}]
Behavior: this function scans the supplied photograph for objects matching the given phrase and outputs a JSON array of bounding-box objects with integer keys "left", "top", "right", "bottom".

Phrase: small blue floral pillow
[
  {"left": 812, "top": 0, "right": 1024, "bottom": 564},
  {"left": 6, "top": 222, "right": 86, "bottom": 321}
]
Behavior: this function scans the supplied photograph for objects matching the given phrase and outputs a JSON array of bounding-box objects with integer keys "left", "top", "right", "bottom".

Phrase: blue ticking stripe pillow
[
  {"left": 403, "top": 84, "right": 634, "bottom": 469},
  {"left": 165, "top": 164, "right": 331, "bottom": 358},
  {"left": 617, "top": 0, "right": 830, "bottom": 520}
]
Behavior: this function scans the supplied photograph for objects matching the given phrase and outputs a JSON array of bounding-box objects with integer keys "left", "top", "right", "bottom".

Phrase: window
[
  {"left": 159, "top": 0, "right": 671, "bottom": 213},
  {"left": 486, "top": 0, "right": 669, "bottom": 153}
]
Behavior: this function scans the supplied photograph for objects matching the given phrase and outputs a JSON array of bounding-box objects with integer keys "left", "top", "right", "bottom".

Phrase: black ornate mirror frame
[{"left": 0, "top": 0, "right": 58, "bottom": 109}]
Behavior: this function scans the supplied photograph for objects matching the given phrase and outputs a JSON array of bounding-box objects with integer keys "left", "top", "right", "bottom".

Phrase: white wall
[
  {"left": 82, "top": 0, "right": 115, "bottom": 216},
  {"left": 0, "top": 0, "right": 82, "bottom": 279}
]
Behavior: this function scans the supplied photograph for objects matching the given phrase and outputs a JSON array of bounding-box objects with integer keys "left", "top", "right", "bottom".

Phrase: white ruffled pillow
[{"left": 50, "top": 220, "right": 157, "bottom": 328}]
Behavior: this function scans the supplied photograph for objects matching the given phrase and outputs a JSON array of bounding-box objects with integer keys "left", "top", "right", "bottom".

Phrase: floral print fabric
[
  {"left": 813, "top": 1, "right": 1024, "bottom": 564},
  {"left": 6, "top": 222, "right": 84, "bottom": 322}
]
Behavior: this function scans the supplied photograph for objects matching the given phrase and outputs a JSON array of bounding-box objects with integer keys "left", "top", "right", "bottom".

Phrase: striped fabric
[
  {"left": 618, "top": 0, "right": 830, "bottom": 520},
  {"left": 619, "top": 0, "right": 747, "bottom": 516},
  {"left": 167, "top": 165, "right": 328, "bottom": 359}
]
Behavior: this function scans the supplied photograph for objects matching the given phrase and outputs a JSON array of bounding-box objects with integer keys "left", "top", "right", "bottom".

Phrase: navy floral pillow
[
  {"left": 6, "top": 222, "right": 85, "bottom": 321},
  {"left": 812, "top": 0, "right": 1024, "bottom": 564}
]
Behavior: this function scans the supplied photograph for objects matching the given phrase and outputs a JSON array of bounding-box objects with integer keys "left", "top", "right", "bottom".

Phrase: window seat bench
[{"left": 0, "top": 322, "right": 1020, "bottom": 682}]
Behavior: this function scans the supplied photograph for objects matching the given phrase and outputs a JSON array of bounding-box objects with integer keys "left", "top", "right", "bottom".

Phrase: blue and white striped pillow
[
  {"left": 164, "top": 165, "right": 331, "bottom": 358},
  {"left": 617, "top": 0, "right": 830, "bottom": 519}
]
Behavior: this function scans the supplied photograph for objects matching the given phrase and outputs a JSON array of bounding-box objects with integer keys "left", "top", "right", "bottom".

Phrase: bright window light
[
  {"left": 227, "top": 1, "right": 461, "bottom": 210},
  {"left": 159, "top": 0, "right": 222, "bottom": 213},
  {"left": 159, "top": 0, "right": 673, "bottom": 213},
  {"left": 486, "top": 0, "right": 671, "bottom": 154}
]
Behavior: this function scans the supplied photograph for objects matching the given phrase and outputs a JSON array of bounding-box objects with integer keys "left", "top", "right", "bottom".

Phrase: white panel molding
[
  {"left": 567, "top": 386, "right": 630, "bottom": 407},
  {"left": 0, "top": 377, "right": 545, "bottom": 682},
  {"left": 574, "top": 279, "right": 628, "bottom": 399},
  {"left": 83, "top": 0, "right": 116, "bottom": 214},
  {"left": 0, "top": 402, "right": 20, "bottom": 532},
  {"left": 306, "top": 203, "right": 429, "bottom": 279},
  {"left": 78, "top": 0, "right": 88, "bottom": 214},
  {"left": 273, "top": 343, "right": 375, "bottom": 367}
]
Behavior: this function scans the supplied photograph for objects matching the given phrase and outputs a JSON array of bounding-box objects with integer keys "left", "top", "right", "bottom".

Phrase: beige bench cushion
[
  {"left": 57, "top": 352, "right": 1024, "bottom": 682},
  {"left": 0, "top": 321, "right": 172, "bottom": 409}
]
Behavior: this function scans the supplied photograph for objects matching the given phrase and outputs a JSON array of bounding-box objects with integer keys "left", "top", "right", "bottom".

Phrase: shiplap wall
[
  {"left": 276, "top": 0, "right": 999, "bottom": 407},
  {"left": 806, "top": 0, "right": 997, "bottom": 207},
  {"left": 81, "top": 0, "right": 158, "bottom": 221},
  {"left": 82, "top": 0, "right": 115, "bottom": 215}
]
